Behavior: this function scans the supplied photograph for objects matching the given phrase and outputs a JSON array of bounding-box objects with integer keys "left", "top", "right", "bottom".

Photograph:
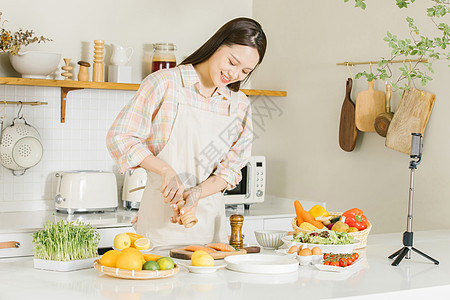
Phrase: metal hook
[
  {"left": 345, "top": 63, "right": 353, "bottom": 78},
  {"left": 0, "top": 100, "right": 6, "bottom": 119},
  {"left": 17, "top": 101, "right": 23, "bottom": 119}
]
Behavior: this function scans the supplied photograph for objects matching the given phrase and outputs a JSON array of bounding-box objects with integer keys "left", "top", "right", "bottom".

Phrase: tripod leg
[
  {"left": 411, "top": 247, "right": 439, "bottom": 265},
  {"left": 388, "top": 248, "right": 403, "bottom": 259},
  {"left": 392, "top": 247, "right": 409, "bottom": 266}
]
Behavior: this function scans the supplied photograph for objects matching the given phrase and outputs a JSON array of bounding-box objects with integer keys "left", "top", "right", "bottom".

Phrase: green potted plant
[
  {"left": 32, "top": 220, "right": 100, "bottom": 272},
  {"left": 344, "top": 0, "right": 449, "bottom": 90}
]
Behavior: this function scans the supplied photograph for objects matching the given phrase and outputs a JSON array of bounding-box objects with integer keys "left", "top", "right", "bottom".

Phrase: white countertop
[{"left": 1, "top": 229, "right": 449, "bottom": 300}]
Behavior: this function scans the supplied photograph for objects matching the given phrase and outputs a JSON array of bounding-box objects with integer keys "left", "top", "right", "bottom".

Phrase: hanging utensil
[
  {"left": 355, "top": 79, "right": 386, "bottom": 132},
  {"left": 339, "top": 78, "right": 358, "bottom": 152},
  {"left": 374, "top": 83, "right": 395, "bottom": 137},
  {"left": 0, "top": 102, "right": 43, "bottom": 176}
]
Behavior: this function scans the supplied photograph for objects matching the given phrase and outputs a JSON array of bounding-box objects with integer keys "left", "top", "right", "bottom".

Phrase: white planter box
[{"left": 33, "top": 257, "right": 98, "bottom": 272}]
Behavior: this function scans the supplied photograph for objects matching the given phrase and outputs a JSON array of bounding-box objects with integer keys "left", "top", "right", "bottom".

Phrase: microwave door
[{"left": 245, "top": 162, "right": 251, "bottom": 199}]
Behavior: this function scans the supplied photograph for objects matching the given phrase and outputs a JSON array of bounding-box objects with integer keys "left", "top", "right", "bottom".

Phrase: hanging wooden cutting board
[
  {"left": 170, "top": 247, "right": 247, "bottom": 260},
  {"left": 339, "top": 78, "right": 358, "bottom": 152},
  {"left": 355, "top": 80, "right": 386, "bottom": 132},
  {"left": 386, "top": 88, "right": 436, "bottom": 154}
]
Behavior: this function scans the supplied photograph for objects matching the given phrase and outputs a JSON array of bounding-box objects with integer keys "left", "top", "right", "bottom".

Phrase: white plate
[
  {"left": 179, "top": 261, "right": 227, "bottom": 274},
  {"left": 224, "top": 254, "right": 299, "bottom": 274},
  {"left": 313, "top": 258, "right": 362, "bottom": 272},
  {"left": 34, "top": 257, "right": 97, "bottom": 272},
  {"left": 281, "top": 236, "right": 359, "bottom": 254}
]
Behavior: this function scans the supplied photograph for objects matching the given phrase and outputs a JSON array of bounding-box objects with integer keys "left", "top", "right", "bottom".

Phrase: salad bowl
[{"left": 282, "top": 233, "right": 359, "bottom": 254}]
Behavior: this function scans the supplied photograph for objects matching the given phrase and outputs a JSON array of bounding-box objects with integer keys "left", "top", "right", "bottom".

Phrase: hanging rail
[
  {"left": 336, "top": 58, "right": 429, "bottom": 66},
  {"left": 0, "top": 101, "right": 48, "bottom": 106}
]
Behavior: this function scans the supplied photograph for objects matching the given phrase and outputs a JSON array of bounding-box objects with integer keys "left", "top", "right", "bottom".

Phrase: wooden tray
[
  {"left": 170, "top": 248, "right": 247, "bottom": 260},
  {"left": 93, "top": 259, "right": 179, "bottom": 280}
]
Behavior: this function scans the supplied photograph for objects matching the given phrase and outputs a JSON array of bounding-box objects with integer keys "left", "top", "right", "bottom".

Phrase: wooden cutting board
[
  {"left": 339, "top": 78, "right": 358, "bottom": 152},
  {"left": 386, "top": 88, "right": 436, "bottom": 154},
  {"left": 170, "top": 247, "right": 247, "bottom": 260},
  {"left": 355, "top": 80, "right": 386, "bottom": 132}
]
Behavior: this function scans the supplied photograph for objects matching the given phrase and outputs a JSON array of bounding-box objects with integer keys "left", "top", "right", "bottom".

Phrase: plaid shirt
[{"left": 106, "top": 64, "right": 253, "bottom": 189}]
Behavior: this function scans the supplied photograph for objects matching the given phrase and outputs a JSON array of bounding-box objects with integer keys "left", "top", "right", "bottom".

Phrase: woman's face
[{"left": 208, "top": 44, "right": 259, "bottom": 88}]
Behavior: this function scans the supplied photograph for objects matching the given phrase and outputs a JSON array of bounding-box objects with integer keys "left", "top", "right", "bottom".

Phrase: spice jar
[{"left": 151, "top": 43, "right": 176, "bottom": 73}]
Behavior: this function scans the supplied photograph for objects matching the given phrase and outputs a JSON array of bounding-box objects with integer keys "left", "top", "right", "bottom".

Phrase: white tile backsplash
[{"left": 0, "top": 85, "right": 133, "bottom": 212}]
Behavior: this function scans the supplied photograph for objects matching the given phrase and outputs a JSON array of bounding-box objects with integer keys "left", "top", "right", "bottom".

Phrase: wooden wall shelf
[{"left": 0, "top": 77, "right": 287, "bottom": 123}]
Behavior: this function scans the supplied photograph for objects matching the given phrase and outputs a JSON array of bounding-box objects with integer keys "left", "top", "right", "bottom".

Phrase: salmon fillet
[
  {"left": 205, "top": 243, "right": 235, "bottom": 252},
  {"left": 184, "top": 245, "right": 217, "bottom": 253}
]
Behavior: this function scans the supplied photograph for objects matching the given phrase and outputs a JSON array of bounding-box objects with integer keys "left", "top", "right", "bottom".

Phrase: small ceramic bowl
[
  {"left": 254, "top": 230, "right": 288, "bottom": 250},
  {"left": 297, "top": 255, "right": 312, "bottom": 266}
]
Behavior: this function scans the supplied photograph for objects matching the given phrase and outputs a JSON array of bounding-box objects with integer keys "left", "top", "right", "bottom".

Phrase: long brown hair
[{"left": 180, "top": 17, "right": 267, "bottom": 92}]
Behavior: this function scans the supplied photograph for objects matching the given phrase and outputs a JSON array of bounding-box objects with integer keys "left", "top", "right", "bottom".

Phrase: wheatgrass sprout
[{"left": 32, "top": 220, "right": 99, "bottom": 261}]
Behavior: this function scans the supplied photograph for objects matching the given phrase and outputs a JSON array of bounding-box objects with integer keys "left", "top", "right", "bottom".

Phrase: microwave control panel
[{"left": 253, "top": 156, "right": 265, "bottom": 201}]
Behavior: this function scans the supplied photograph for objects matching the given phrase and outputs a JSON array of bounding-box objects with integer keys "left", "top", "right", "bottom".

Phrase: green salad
[{"left": 293, "top": 229, "right": 355, "bottom": 245}]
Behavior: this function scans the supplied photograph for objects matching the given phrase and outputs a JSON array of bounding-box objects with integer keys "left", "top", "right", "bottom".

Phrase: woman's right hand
[{"left": 160, "top": 167, "right": 184, "bottom": 204}]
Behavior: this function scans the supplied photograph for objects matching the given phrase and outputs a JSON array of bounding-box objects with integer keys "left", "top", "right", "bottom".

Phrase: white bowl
[
  {"left": 281, "top": 235, "right": 359, "bottom": 254},
  {"left": 10, "top": 51, "right": 61, "bottom": 79},
  {"left": 254, "top": 230, "right": 288, "bottom": 250}
]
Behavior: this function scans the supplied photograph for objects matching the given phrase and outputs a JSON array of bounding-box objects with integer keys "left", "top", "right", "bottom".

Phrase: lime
[
  {"left": 142, "top": 260, "right": 160, "bottom": 271},
  {"left": 157, "top": 257, "right": 175, "bottom": 270}
]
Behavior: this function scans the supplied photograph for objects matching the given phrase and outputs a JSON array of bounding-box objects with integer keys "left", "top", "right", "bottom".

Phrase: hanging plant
[
  {"left": 0, "top": 11, "right": 51, "bottom": 56},
  {"left": 344, "top": 0, "right": 449, "bottom": 90}
]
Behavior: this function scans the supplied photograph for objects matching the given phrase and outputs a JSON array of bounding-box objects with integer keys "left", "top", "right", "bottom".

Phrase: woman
[{"left": 106, "top": 17, "right": 266, "bottom": 248}]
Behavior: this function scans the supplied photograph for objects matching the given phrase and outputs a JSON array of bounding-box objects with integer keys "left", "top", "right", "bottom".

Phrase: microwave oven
[{"left": 223, "top": 156, "right": 266, "bottom": 205}]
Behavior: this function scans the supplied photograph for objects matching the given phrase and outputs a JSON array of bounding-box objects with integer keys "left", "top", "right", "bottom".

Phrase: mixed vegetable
[
  {"left": 293, "top": 229, "right": 355, "bottom": 245},
  {"left": 32, "top": 220, "right": 99, "bottom": 261}
]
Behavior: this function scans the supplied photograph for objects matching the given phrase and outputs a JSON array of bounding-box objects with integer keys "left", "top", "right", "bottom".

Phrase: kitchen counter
[
  {"left": 0, "top": 229, "right": 449, "bottom": 300},
  {"left": 0, "top": 195, "right": 307, "bottom": 234}
]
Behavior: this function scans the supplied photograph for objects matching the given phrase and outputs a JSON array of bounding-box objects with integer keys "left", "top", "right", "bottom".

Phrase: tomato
[
  {"left": 345, "top": 257, "right": 353, "bottom": 266},
  {"left": 330, "top": 261, "right": 339, "bottom": 267},
  {"left": 324, "top": 261, "right": 330, "bottom": 265}
]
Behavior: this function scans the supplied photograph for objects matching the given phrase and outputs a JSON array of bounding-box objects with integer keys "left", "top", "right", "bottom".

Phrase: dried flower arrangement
[{"left": 0, "top": 11, "right": 51, "bottom": 56}]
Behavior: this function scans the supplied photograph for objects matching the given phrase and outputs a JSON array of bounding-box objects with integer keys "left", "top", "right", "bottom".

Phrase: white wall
[
  {"left": 252, "top": 0, "right": 450, "bottom": 233},
  {"left": 0, "top": 0, "right": 253, "bottom": 81},
  {"left": 0, "top": 0, "right": 253, "bottom": 212}
]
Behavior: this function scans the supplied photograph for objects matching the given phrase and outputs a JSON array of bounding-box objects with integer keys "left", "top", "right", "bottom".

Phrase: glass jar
[{"left": 151, "top": 43, "right": 177, "bottom": 73}]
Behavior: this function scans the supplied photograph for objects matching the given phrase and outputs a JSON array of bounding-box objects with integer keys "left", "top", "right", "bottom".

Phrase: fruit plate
[
  {"left": 93, "top": 259, "right": 179, "bottom": 279},
  {"left": 281, "top": 236, "right": 360, "bottom": 254},
  {"left": 224, "top": 254, "right": 299, "bottom": 274},
  {"left": 313, "top": 258, "right": 362, "bottom": 272},
  {"left": 179, "top": 261, "right": 227, "bottom": 274}
]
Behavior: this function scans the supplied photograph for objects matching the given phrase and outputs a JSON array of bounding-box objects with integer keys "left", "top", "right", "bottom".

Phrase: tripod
[{"left": 388, "top": 133, "right": 439, "bottom": 266}]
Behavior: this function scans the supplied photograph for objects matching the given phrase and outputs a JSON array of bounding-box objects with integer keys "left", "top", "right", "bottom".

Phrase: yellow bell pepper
[{"left": 308, "top": 205, "right": 329, "bottom": 218}]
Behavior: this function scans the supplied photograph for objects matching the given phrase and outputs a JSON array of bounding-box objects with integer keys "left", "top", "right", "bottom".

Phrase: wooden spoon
[{"left": 374, "top": 83, "right": 394, "bottom": 137}]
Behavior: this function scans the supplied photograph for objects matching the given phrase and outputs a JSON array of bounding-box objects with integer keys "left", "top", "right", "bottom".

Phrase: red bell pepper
[{"left": 340, "top": 208, "right": 367, "bottom": 231}]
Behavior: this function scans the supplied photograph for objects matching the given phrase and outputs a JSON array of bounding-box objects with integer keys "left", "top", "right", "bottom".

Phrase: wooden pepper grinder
[
  {"left": 61, "top": 58, "right": 73, "bottom": 80},
  {"left": 229, "top": 214, "right": 244, "bottom": 249},
  {"left": 93, "top": 40, "right": 104, "bottom": 82},
  {"left": 177, "top": 200, "right": 198, "bottom": 229},
  {"left": 77, "top": 61, "right": 91, "bottom": 81}
]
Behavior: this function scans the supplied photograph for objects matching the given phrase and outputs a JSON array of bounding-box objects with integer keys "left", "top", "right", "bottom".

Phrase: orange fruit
[
  {"left": 143, "top": 254, "right": 162, "bottom": 262},
  {"left": 121, "top": 247, "right": 145, "bottom": 264},
  {"left": 116, "top": 251, "right": 143, "bottom": 271},
  {"left": 100, "top": 250, "right": 121, "bottom": 267},
  {"left": 126, "top": 232, "right": 145, "bottom": 247}
]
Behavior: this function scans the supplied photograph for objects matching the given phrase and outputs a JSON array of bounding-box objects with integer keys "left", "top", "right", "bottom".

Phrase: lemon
[
  {"left": 191, "top": 250, "right": 209, "bottom": 261},
  {"left": 157, "top": 257, "right": 175, "bottom": 270},
  {"left": 100, "top": 250, "right": 121, "bottom": 268},
  {"left": 114, "top": 233, "right": 131, "bottom": 250},
  {"left": 191, "top": 253, "right": 214, "bottom": 267},
  {"left": 143, "top": 261, "right": 160, "bottom": 271},
  {"left": 134, "top": 238, "right": 151, "bottom": 250}
]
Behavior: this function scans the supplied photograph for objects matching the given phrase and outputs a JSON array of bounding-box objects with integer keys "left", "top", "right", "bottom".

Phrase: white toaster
[{"left": 54, "top": 170, "right": 118, "bottom": 214}]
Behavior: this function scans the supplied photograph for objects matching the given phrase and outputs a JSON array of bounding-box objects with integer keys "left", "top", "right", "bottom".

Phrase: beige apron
[{"left": 135, "top": 70, "right": 239, "bottom": 248}]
